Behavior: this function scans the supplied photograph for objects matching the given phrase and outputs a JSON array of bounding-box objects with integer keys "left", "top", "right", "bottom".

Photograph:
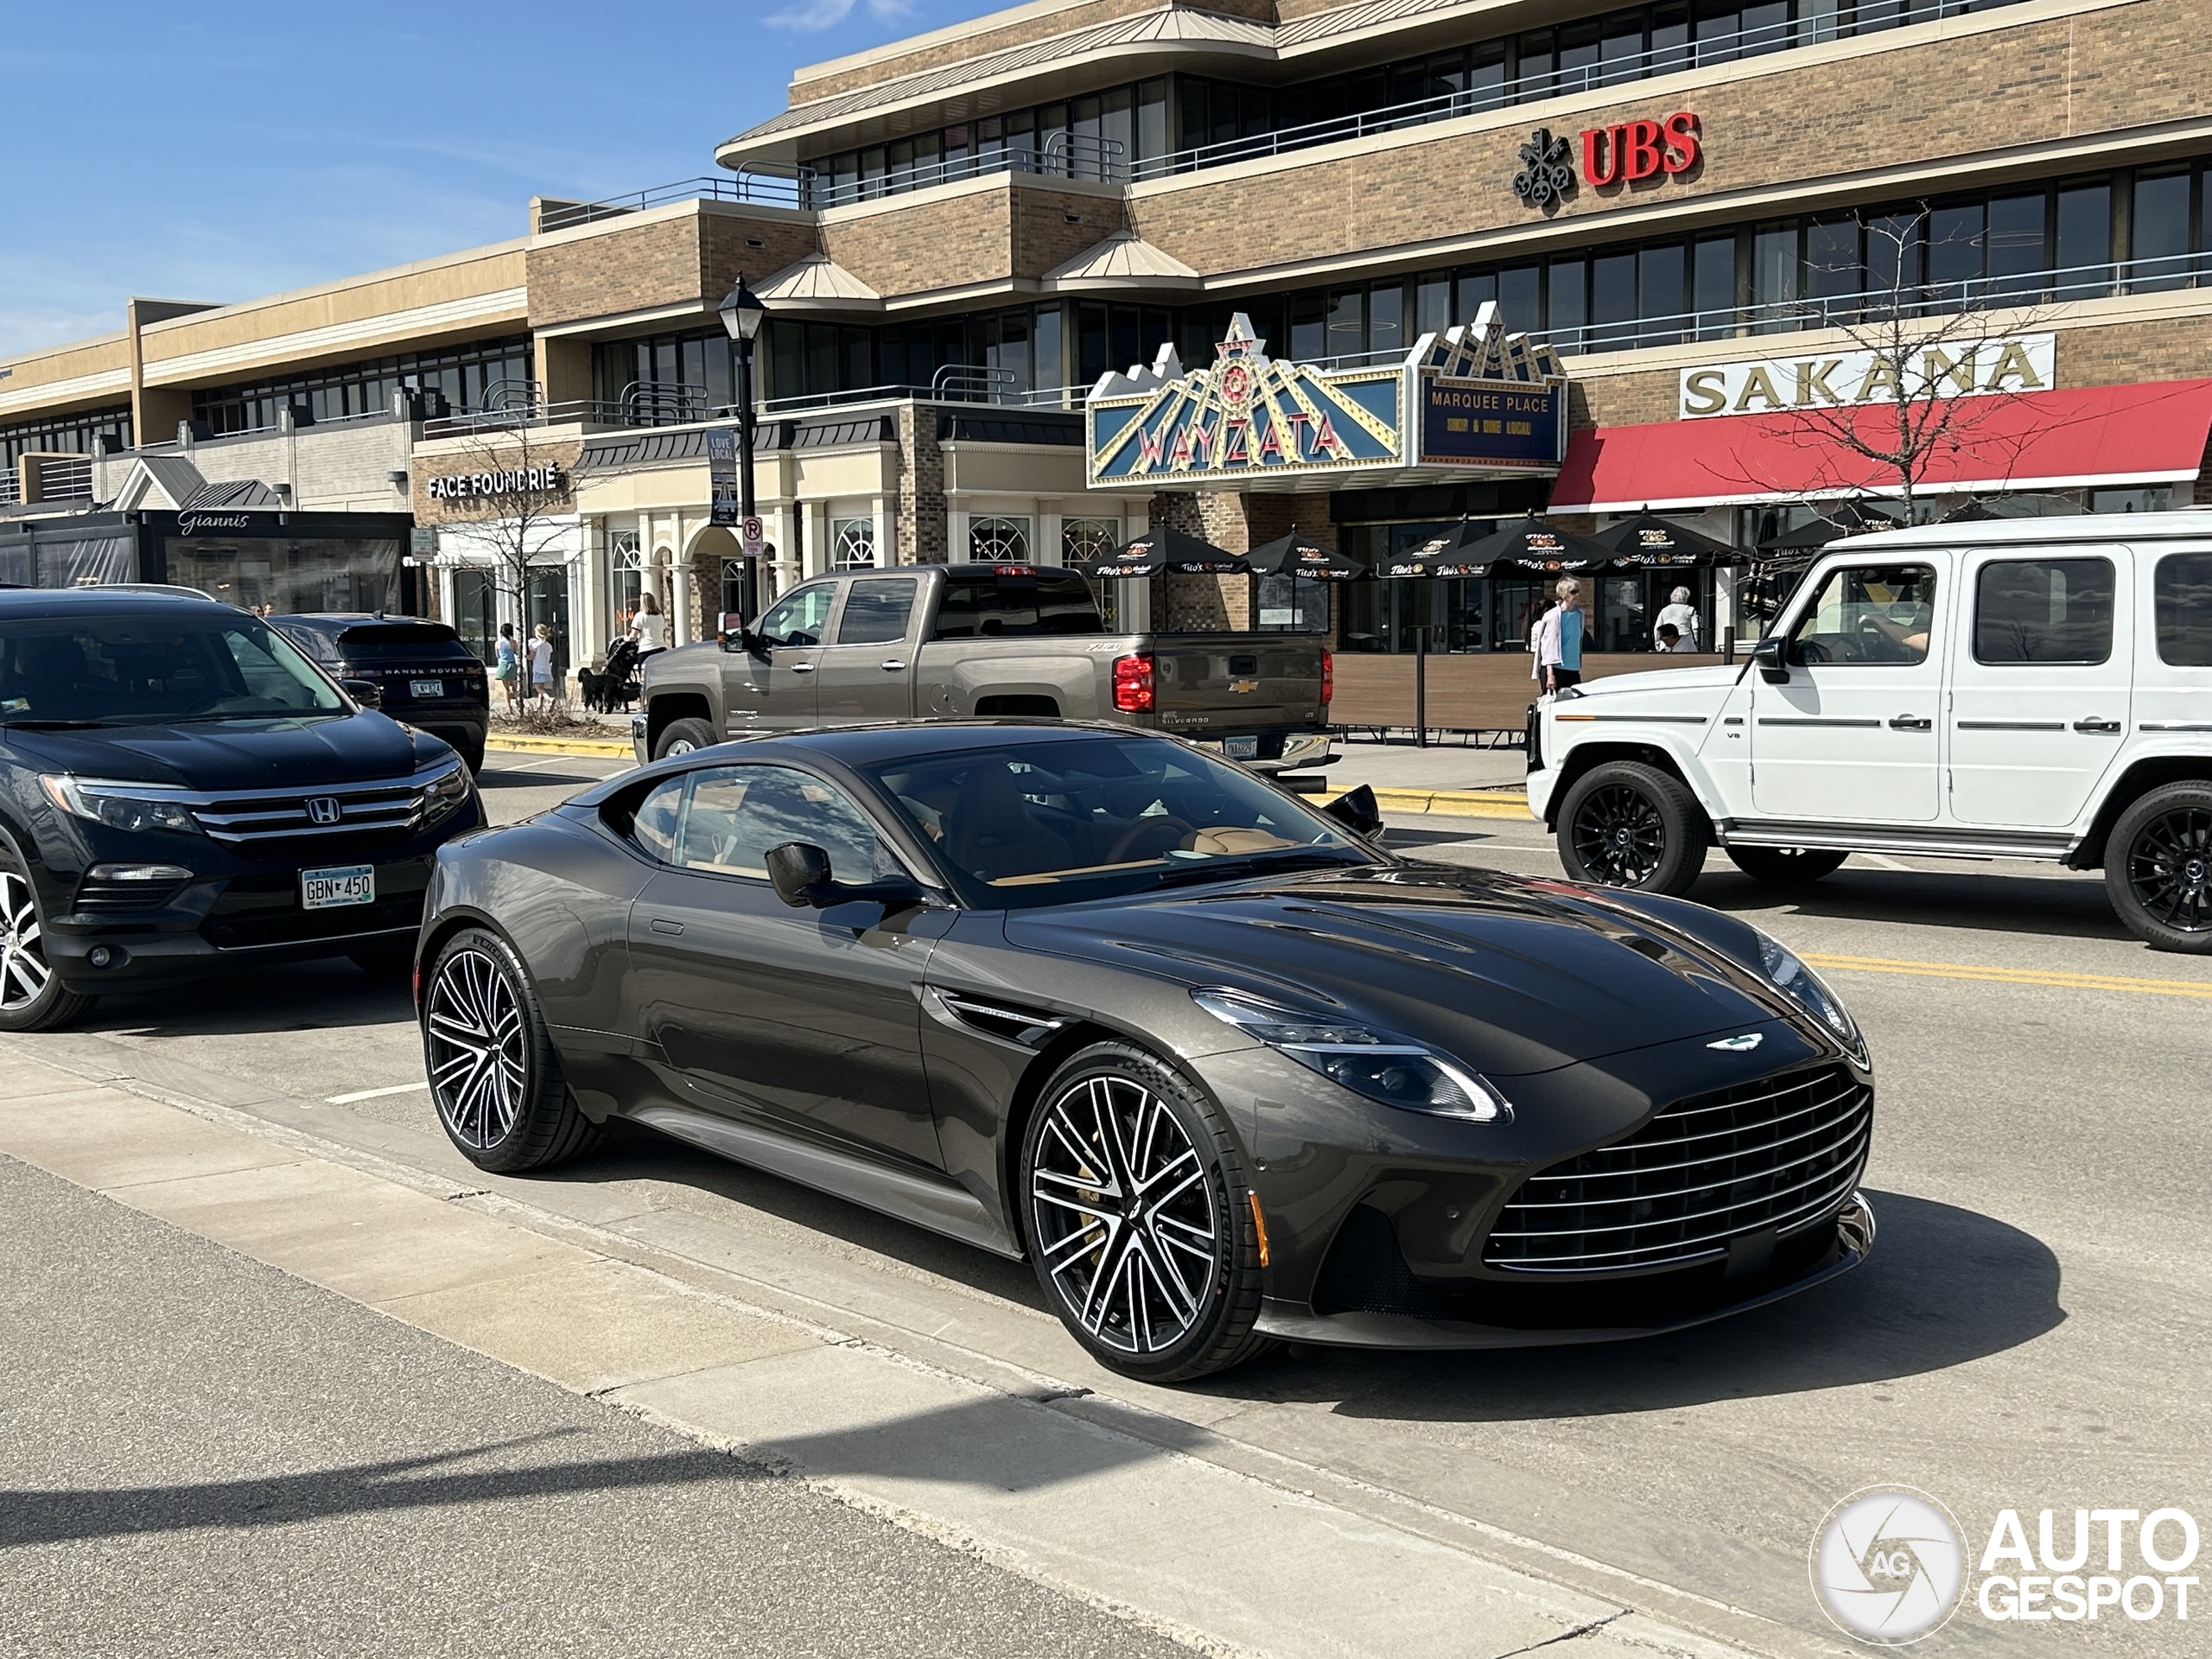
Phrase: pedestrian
[
  {"left": 1656, "top": 622, "right": 1682, "bottom": 652},
  {"left": 628, "top": 590, "right": 667, "bottom": 664},
  {"left": 1657, "top": 585, "right": 1700, "bottom": 652},
  {"left": 529, "top": 623, "right": 559, "bottom": 709},
  {"left": 1530, "top": 577, "right": 1584, "bottom": 696},
  {"left": 493, "top": 622, "right": 520, "bottom": 715}
]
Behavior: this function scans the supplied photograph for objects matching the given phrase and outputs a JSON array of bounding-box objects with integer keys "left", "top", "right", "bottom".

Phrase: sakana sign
[
  {"left": 1084, "top": 306, "right": 1568, "bottom": 491},
  {"left": 1679, "top": 334, "right": 2056, "bottom": 419}
]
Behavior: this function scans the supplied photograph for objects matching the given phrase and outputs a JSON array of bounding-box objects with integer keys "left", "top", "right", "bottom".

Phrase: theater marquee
[{"left": 1084, "top": 305, "right": 1568, "bottom": 492}]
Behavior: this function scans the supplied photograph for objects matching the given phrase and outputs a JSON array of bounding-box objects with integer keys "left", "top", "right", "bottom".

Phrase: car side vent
[{"left": 934, "top": 991, "right": 1065, "bottom": 1049}]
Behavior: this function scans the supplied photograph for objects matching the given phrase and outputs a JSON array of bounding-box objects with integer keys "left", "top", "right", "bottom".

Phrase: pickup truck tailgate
[{"left": 1152, "top": 637, "right": 1325, "bottom": 734}]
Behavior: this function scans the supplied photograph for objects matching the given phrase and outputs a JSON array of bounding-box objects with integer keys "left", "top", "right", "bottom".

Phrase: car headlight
[
  {"left": 420, "top": 762, "right": 473, "bottom": 824},
  {"left": 40, "top": 775, "right": 204, "bottom": 837},
  {"left": 1754, "top": 931, "right": 1864, "bottom": 1058},
  {"left": 1192, "top": 988, "right": 1510, "bottom": 1122}
]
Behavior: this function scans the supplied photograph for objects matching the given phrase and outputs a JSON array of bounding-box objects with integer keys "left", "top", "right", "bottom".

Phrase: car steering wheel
[
  {"left": 1796, "top": 639, "right": 1831, "bottom": 664},
  {"left": 1109, "top": 817, "right": 1196, "bottom": 863}
]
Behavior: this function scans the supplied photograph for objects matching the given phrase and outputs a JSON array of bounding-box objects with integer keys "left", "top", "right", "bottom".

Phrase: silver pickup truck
[{"left": 632, "top": 562, "right": 1336, "bottom": 783}]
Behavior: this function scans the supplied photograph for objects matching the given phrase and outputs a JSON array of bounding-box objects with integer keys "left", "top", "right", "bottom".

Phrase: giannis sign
[{"left": 1084, "top": 306, "right": 1568, "bottom": 492}]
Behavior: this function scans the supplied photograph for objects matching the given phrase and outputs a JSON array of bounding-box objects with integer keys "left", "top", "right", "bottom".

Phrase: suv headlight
[
  {"left": 420, "top": 762, "right": 472, "bottom": 824},
  {"left": 1754, "top": 931, "right": 1864, "bottom": 1058},
  {"left": 41, "top": 776, "right": 204, "bottom": 837},
  {"left": 1192, "top": 988, "right": 1510, "bottom": 1122}
]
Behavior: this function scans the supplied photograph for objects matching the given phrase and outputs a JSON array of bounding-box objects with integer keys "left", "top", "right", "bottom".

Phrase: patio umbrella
[
  {"left": 1592, "top": 512, "right": 1737, "bottom": 569},
  {"left": 1757, "top": 502, "right": 1901, "bottom": 553},
  {"left": 1462, "top": 514, "right": 1615, "bottom": 577},
  {"left": 1073, "top": 524, "right": 1245, "bottom": 578},
  {"left": 1243, "top": 532, "right": 1364, "bottom": 582},
  {"left": 1383, "top": 518, "right": 1494, "bottom": 579}
]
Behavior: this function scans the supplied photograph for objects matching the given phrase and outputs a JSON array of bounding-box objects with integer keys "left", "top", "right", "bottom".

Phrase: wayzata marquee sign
[{"left": 1084, "top": 307, "right": 1569, "bottom": 492}]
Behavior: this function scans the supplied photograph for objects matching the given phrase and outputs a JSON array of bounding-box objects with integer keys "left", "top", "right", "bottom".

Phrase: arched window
[
  {"left": 969, "top": 515, "right": 1032, "bottom": 563},
  {"left": 1061, "top": 518, "right": 1121, "bottom": 565},
  {"left": 832, "top": 518, "right": 877, "bottom": 569}
]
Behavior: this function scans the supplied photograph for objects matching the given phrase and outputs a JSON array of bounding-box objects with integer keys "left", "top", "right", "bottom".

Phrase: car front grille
[
  {"left": 178, "top": 764, "right": 464, "bottom": 850},
  {"left": 1483, "top": 1064, "right": 1871, "bottom": 1276}
]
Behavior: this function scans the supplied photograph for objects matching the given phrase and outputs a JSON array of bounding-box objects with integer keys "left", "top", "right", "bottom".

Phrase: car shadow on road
[
  {"left": 69, "top": 960, "right": 413, "bottom": 1038},
  {"left": 1690, "top": 867, "right": 2137, "bottom": 944},
  {"left": 1206, "top": 1189, "right": 2063, "bottom": 1419},
  {"left": 477, "top": 766, "right": 604, "bottom": 789}
]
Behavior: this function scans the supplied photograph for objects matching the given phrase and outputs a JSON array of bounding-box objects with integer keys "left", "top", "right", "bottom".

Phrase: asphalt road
[{"left": 10, "top": 747, "right": 2210, "bottom": 1656}]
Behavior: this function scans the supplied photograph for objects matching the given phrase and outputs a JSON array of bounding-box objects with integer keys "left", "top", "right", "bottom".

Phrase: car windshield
[
  {"left": 0, "top": 611, "right": 348, "bottom": 727},
  {"left": 860, "top": 734, "right": 1374, "bottom": 909}
]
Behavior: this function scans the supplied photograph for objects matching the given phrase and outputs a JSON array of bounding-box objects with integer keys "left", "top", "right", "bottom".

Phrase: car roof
[
  {"left": 0, "top": 586, "right": 237, "bottom": 619},
  {"left": 1846, "top": 507, "right": 2212, "bottom": 550},
  {"left": 268, "top": 613, "right": 446, "bottom": 629}
]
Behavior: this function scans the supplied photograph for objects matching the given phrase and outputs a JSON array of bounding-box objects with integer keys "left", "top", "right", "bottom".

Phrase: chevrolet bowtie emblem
[
  {"left": 1230, "top": 677, "right": 1258, "bottom": 694},
  {"left": 1707, "top": 1033, "right": 1764, "bottom": 1052}
]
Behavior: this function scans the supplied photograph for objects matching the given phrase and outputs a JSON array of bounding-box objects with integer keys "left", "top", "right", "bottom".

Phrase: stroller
[{"left": 582, "top": 634, "right": 642, "bottom": 713}]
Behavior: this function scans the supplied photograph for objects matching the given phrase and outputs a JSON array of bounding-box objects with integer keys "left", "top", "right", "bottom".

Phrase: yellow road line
[{"left": 1803, "top": 952, "right": 2212, "bottom": 999}]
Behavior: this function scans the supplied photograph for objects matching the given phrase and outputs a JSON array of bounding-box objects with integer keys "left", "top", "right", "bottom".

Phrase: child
[
  {"left": 529, "top": 624, "right": 558, "bottom": 708},
  {"left": 1656, "top": 622, "right": 1682, "bottom": 652},
  {"left": 493, "top": 622, "right": 521, "bottom": 715}
]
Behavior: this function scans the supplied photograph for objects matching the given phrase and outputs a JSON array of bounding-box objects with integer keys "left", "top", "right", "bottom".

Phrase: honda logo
[{"left": 305, "top": 798, "right": 341, "bottom": 826}]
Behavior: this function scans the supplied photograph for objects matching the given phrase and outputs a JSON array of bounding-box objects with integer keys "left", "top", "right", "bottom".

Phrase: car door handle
[
  {"left": 879, "top": 659, "right": 907, "bottom": 671},
  {"left": 788, "top": 663, "right": 816, "bottom": 673},
  {"left": 650, "top": 918, "right": 684, "bottom": 936},
  {"left": 1888, "top": 714, "right": 1932, "bottom": 731},
  {"left": 2074, "top": 716, "right": 2123, "bottom": 734}
]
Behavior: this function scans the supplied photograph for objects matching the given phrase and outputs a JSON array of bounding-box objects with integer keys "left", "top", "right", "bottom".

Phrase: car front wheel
[
  {"left": 1556, "top": 761, "right": 1710, "bottom": 896},
  {"left": 0, "top": 852, "right": 96, "bottom": 1033},
  {"left": 422, "top": 927, "right": 601, "bottom": 1171},
  {"left": 1021, "top": 1042, "right": 1274, "bottom": 1383},
  {"left": 2106, "top": 783, "right": 2212, "bottom": 953},
  {"left": 653, "top": 717, "right": 718, "bottom": 760}
]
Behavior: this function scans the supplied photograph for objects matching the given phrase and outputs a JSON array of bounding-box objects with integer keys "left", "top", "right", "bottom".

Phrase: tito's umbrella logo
[{"left": 1810, "top": 1489, "right": 1967, "bottom": 1644}]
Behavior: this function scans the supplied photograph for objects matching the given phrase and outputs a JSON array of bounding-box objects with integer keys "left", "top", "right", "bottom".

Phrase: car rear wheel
[
  {"left": 1021, "top": 1042, "right": 1274, "bottom": 1383},
  {"left": 653, "top": 717, "right": 717, "bottom": 760},
  {"left": 2106, "top": 783, "right": 2212, "bottom": 954},
  {"left": 422, "top": 927, "right": 600, "bottom": 1171},
  {"left": 1726, "top": 846, "right": 1848, "bottom": 885},
  {"left": 0, "top": 857, "right": 96, "bottom": 1033},
  {"left": 1556, "top": 761, "right": 1709, "bottom": 896}
]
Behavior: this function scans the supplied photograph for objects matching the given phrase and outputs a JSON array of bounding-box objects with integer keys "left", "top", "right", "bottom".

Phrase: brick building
[{"left": 4, "top": 0, "right": 2209, "bottom": 690}]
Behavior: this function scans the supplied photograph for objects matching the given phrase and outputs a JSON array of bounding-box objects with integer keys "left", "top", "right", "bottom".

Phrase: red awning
[{"left": 1551, "top": 378, "right": 2212, "bottom": 513}]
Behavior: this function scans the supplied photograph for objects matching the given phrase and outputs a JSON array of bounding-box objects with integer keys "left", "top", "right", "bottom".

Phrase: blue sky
[{"left": 0, "top": 0, "right": 972, "bottom": 359}]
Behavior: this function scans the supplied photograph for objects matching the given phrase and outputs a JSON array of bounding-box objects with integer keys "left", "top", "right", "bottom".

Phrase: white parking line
[{"left": 323, "top": 1082, "right": 429, "bottom": 1105}]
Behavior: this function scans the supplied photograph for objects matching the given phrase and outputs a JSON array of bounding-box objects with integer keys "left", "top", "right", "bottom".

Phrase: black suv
[
  {"left": 0, "top": 588, "right": 483, "bottom": 1031},
  {"left": 270, "top": 613, "right": 491, "bottom": 771}
]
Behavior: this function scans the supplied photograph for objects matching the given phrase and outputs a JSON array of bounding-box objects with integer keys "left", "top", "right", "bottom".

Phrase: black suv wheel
[
  {"left": 1555, "top": 761, "right": 1710, "bottom": 896},
  {"left": 2106, "top": 782, "right": 2212, "bottom": 953},
  {"left": 0, "top": 847, "right": 96, "bottom": 1033}
]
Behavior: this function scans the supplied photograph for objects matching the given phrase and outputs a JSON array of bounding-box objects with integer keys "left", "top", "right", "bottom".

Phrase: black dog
[{"left": 582, "top": 636, "right": 642, "bottom": 713}]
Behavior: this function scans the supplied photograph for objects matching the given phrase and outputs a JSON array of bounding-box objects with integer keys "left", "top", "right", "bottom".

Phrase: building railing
[
  {"left": 535, "top": 171, "right": 808, "bottom": 232},
  {"left": 0, "top": 470, "right": 20, "bottom": 506},
  {"left": 29, "top": 455, "right": 93, "bottom": 502}
]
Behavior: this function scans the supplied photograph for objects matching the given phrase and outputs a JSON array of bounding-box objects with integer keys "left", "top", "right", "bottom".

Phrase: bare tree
[
  {"left": 431, "top": 418, "right": 578, "bottom": 704},
  {"left": 1719, "top": 209, "right": 2071, "bottom": 524}
]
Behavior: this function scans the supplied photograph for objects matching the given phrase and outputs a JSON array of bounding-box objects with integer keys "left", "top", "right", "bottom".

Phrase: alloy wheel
[
  {"left": 1572, "top": 783, "right": 1667, "bottom": 885},
  {"left": 664, "top": 738, "right": 698, "bottom": 754},
  {"left": 1029, "top": 1074, "right": 1219, "bottom": 1357},
  {"left": 2126, "top": 805, "right": 2212, "bottom": 933},
  {"left": 425, "top": 947, "right": 528, "bottom": 1149},
  {"left": 0, "top": 872, "right": 54, "bottom": 1012}
]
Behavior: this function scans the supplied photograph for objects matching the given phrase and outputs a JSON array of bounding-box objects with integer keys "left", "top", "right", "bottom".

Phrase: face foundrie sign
[{"left": 1084, "top": 304, "right": 1569, "bottom": 493}]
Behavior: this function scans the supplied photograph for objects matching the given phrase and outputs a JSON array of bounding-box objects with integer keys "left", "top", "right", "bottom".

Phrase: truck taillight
[
  {"left": 1320, "top": 649, "right": 1333, "bottom": 706},
  {"left": 1113, "top": 652, "right": 1155, "bottom": 713}
]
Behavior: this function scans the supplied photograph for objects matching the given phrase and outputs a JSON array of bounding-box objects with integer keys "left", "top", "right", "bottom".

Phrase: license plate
[
  {"left": 302, "top": 864, "right": 375, "bottom": 910},
  {"left": 1224, "top": 735, "right": 1260, "bottom": 760},
  {"left": 410, "top": 679, "right": 445, "bottom": 698}
]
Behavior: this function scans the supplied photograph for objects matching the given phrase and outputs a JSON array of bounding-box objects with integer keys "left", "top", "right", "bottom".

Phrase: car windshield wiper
[
  {"left": 1149, "top": 848, "right": 1368, "bottom": 890},
  {"left": 0, "top": 718, "right": 112, "bottom": 730}
]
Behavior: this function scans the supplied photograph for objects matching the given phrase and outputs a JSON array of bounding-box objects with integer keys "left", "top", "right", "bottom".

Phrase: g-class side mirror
[
  {"left": 1322, "top": 783, "right": 1383, "bottom": 840},
  {"left": 1750, "top": 636, "right": 1790, "bottom": 683}
]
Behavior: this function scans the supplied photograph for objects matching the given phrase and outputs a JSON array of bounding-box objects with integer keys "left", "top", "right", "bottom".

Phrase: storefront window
[
  {"left": 162, "top": 537, "right": 399, "bottom": 614},
  {"left": 1062, "top": 518, "right": 1121, "bottom": 565},
  {"left": 832, "top": 518, "right": 877, "bottom": 569},
  {"left": 969, "top": 517, "right": 1032, "bottom": 562},
  {"left": 527, "top": 569, "right": 570, "bottom": 678},
  {"left": 452, "top": 569, "right": 498, "bottom": 662},
  {"left": 1257, "top": 574, "right": 1330, "bottom": 633},
  {"left": 607, "top": 531, "right": 643, "bottom": 632}
]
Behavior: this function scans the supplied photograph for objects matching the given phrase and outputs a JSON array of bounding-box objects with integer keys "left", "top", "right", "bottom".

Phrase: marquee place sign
[
  {"left": 424, "top": 464, "right": 568, "bottom": 501},
  {"left": 1680, "top": 334, "right": 2056, "bottom": 418},
  {"left": 1085, "top": 305, "right": 1568, "bottom": 491}
]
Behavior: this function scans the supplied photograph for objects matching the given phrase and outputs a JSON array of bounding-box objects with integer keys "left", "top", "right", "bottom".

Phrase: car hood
[
  {"left": 1010, "top": 862, "right": 1797, "bottom": 1076},
  {"left": 1560, "top": 663, "right": 1743, "bottom": 702},
  {"left": 4, "top": 712, "right": 442, "bottom": 791}
]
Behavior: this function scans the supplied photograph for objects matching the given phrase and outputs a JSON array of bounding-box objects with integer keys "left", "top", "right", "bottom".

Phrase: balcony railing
[
  {"left": 0, "top": 470, "right": 20, "bottom": 507},
  {"left": 536, "top": 171, "right": 808, "bottom": 232}
]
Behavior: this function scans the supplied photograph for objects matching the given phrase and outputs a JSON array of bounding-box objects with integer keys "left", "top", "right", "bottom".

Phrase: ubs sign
[{"left": 1515, "top": 111, "right": 1700, "bottom": 206}]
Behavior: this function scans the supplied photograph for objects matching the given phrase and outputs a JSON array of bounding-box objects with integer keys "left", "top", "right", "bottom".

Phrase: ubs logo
[
  {"left": 1511, "top": 130, "right": 1576, "bottom": 207},
  {"left": 305, "top": 798, "right": 341, "bottom": 826}
]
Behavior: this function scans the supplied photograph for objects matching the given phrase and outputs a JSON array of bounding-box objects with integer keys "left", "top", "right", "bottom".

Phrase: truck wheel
[
  {"left": 1556, "top": 761, "right": 1709, "bottom": 896},
  {"left": 653, "top": 717, "right": 718, "bottom": 760},
  {"left": 2105, "top": 782, "right": 2212, "bottom": 953},
  {"left": 1726, "top": 846, "right": 1848, "bottom": 886}
]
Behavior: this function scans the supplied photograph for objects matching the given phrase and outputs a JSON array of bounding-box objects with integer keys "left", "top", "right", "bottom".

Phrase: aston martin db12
[{"left": 416, "top": 721, "right": 1873, "bottom": 1382}]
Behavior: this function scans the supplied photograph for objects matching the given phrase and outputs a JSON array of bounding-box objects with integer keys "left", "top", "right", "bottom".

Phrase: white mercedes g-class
[{"left": 1528, "top": 512, "right": 2212, "bottom": 952}]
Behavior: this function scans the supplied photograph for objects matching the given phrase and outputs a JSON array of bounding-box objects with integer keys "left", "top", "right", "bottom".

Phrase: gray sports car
[{"left": 416, "top": 721, "right": 1873, "bottom": 1382}]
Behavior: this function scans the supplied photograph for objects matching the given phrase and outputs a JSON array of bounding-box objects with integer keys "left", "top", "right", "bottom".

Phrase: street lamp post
[{"left": 717, "top": 277, "right": 768, "bottom": 620}]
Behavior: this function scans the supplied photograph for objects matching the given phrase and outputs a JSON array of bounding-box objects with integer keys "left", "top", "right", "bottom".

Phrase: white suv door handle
[
  {"left": 880, "top": 659, "right": 907, "bottom": 671},
  {"left": 1888, "top": 714, "right": 1932, "bottom": 731},
  {"left": 2073, "top": 716, "right": 2123, "bottom": 734}
]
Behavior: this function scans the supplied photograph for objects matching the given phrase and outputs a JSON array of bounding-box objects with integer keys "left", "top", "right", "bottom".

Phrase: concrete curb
[{"left": 486, "top": 733, "right": 635, "bottom": 758}]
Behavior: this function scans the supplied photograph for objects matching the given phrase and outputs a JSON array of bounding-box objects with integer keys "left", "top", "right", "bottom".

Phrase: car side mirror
[
  {"left": 1322, "top": 784, "right": 1383, "bottom": 839},
  {"left": 1750, "top": 636, "right": 1790, "bottom": 683},
  {"left": 766, "top": 841, "right": 927, "bottom": 912},
  {"left": 717, "top": 612, "right": 753, "bottom": 654},
  {"left": 340, "top": 677, "right": 383, "bottom": 709}
]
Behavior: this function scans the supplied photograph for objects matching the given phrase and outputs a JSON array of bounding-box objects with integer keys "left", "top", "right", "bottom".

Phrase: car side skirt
[
  {"left": 625, "top": 1102, "right": 1023, "bottom": 1260},
  {"left": 1718, "top": 819, "right": 2078, "bottom": 861}
]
